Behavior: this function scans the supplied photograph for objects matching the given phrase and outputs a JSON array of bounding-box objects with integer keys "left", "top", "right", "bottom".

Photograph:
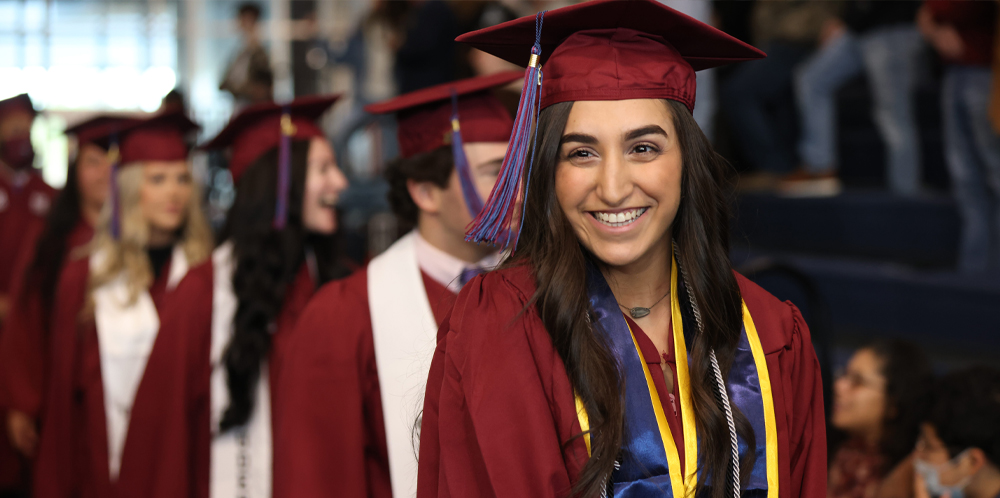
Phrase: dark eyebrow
[
  {"left": 560, "top": 133, "right": 597, "bottom": 146},
  {"left": 475, "top": 157, "right": 504, "bottom": 170},
  {"left": 624, "top": 125, "right": 668, "bottom": 141}
]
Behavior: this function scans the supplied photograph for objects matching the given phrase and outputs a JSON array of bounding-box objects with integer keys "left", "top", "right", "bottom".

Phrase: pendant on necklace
[{"left": 629, "top": 307, "right": 650, "bottom": 319}]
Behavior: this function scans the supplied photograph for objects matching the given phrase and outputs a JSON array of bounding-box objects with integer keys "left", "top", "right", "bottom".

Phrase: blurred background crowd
[{"left": 1, "top": 1, "right": 999, "bottom": 498}]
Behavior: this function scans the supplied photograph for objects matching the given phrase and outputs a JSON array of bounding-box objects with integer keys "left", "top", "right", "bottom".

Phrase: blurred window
[{"left": 0, "top": 0, "right": 180, "bottom": 186}]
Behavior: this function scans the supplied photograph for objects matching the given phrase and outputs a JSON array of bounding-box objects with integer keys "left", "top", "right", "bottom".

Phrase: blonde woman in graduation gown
[{"left": 33, "top": 111, "right": 214, "bottom": 498}]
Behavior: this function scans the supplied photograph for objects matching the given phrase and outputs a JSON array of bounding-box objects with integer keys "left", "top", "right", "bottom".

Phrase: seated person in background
[
  {"left": 914, "top": 367, "right": 1000, "bottom": 498},
  {"left": 829, "top": 340, "right": 934, "bottom": 498}
]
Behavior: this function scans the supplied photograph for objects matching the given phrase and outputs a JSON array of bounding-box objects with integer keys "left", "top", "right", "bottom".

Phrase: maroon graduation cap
[
  {"left": 459, "top": 0, "right": 766, "bottom": 248},
  {"left": 202, "top": 94, "right": 340, "bottom": 184},
  {"left": 365, "top": 71, "right": 521, "bottom": 216},
  {"left": 202, "top": 94, "right": 340, "bottom": 229},
  {"left": 65, "top": 115, "right": 142, "bottom": 149},
  {"left": 108, "top": 111, "right": 201, "bottom": 165},
  {"left": 89, "top": 110, "right": 200, "bottom": 239},
  {"left": 0, "top": 94, "right": 36, "bottom": 120},
  {"left": 364, "top": 70, "right": 521, "bottom": 159}
]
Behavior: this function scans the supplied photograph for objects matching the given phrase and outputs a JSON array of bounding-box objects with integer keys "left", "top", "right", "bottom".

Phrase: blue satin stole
[{"left": 583, "top": 260, "right": 774, "bottom": 497}]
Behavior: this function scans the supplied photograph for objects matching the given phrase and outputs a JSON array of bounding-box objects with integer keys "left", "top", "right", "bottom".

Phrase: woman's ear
[
  {"left": 406, "top": 178, "right": 443, "bottom": 215},
  {"left": 958, "top": 448, "right": 988, "bottom": 477}
]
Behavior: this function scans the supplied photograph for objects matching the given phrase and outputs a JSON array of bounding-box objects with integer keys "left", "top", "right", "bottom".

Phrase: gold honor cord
[
  {"left": 575, "top": 252, "right": 779, "bottom": 497},
  {"left": 742, "top": 300, "right": 779, "bottom": 498}
]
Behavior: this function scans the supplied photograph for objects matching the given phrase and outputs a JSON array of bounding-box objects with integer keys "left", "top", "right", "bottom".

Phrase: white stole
[
  {"left": 368, "top": 231, "right": 439, "bottom": 498},
  {"left": 209, "top": 242, "right": 273, "bottom": 498},
  {"left": 92, "top": 244, "right": 188, "bottom": 480}
]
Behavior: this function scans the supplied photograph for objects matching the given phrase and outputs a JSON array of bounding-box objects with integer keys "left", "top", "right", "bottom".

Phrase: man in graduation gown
[
  {"left": 0, "top": 93, "right": 55, "bottom": 495},
  {"left": 31, "top": 111, "right": 213, "bottom": 498},
  {"left": 272, "top": 71, "right": 521, "bottom": 498},
  {"left": 0, "top": 115, "right": 136, "bottom": 481}
]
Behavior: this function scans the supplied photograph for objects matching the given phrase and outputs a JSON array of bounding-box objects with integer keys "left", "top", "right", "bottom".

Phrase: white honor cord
[{"left": 710, "top": 349, "right": 741, "bottom": 498}]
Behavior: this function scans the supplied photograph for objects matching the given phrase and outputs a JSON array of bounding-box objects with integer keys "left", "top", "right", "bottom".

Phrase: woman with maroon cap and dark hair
[
  {"left": 417, "top": 2, "right": 826, "bottom": 498},
  {"left": 166, "top": 95, "right": 348, "bottom": 498},
  {"left": 272, "top": 71, "right": 520, "bottom": 498},
  {"left": 32, "top": 111, "right": 214, "bottom": 498},
  {"left": 1, "top": 115, "right": 137, "bottom": 460}
]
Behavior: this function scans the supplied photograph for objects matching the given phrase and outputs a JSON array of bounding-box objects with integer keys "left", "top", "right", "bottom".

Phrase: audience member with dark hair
[
  {"left": 829, "top": 340, "right": 934, "bottom": 498},
  {"left": 221, "top": 2, "right": 274, "bottom": 110},
  {"left": 914, "top": 367, "right": 1000, "bottom": 498}
]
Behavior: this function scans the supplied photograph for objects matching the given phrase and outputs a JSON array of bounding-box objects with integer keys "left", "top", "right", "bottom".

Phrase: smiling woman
[{"left": 417, "top": 1, "right": 828, "bottom": 498}]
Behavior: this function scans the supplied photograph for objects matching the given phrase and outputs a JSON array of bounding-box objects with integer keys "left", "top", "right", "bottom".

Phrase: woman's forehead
[{"left": 563, "top": 99, "right": 673, "bottom": 136}]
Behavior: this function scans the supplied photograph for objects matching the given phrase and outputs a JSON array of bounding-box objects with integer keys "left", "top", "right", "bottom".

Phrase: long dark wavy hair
[
  {"left": 23, "top": 163, "right": 84, "bottom": 330},
  {"left": 507, "top": 99, "right": 755, "bottom": 498},
  {"left": 831, "top": 340, "right": 933, "bottom": 469},
  {"left": 218, "top": 139, "right": 346, "bottom": 431}
]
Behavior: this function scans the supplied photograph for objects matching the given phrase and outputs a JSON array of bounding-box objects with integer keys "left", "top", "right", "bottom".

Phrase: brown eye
[{"left": 633, "top": 144, "right": 658, "bottom": 154}]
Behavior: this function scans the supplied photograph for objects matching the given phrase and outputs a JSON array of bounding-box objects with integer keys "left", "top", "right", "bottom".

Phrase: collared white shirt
[{"left": 413, "top": 231, "right": 501, "bottom": 294}]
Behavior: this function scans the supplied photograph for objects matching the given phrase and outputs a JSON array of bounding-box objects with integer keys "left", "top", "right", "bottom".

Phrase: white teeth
[{"left": 592, "top": 208, "right": 647, "bottom": 227}]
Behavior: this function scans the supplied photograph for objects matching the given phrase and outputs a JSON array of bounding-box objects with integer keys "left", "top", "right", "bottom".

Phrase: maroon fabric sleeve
[
  {"left": 738, "top": 273, "right": 827, "bottom": 498},
  {"left": 417, "top": 266, "right": 588, "bottom": 498}
]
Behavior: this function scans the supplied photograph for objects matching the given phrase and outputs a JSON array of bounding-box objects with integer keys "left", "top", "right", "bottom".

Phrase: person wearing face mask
[
  {"left": 417, "top": 2, "right": 827, "bottom": 498},
  {"left": 271, "top": 71, "right": 519, "bottom": 498},
  {"left": 0, "top": 115, "right": 137, "bottom": 464},
  {"left": 165, "top": 95, "right": 350, "bottom": 498},
  {"left": 828, "top": 340, "right": 934, "bottom": 498},
  {"left": 31, "top": 111, "right": 214, "bottom": 498},
  {"left": 0, "top": 94, "right": 55, "bottom": 328},
  {"left": 914, "top": 367, "right": 1000, "bottom": 498}
]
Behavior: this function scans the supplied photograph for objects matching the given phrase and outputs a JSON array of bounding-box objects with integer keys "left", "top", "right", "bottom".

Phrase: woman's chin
[{"left": 588, "top": 246, "right": 647, "bottom": 269}]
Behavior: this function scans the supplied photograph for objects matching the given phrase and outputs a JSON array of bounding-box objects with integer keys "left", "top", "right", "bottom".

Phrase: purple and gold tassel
[
  {"left": 108, "top": 143, "right": 121, "bottom": 240},
  {"left": 465, "top": 11, "right": 546, "bottom": 250},
  {"left": 274, "top": 107, "right": 295, "bottom": 230},
  {"left": 451, "top": 90, "right": 485, "bottom": 218}
]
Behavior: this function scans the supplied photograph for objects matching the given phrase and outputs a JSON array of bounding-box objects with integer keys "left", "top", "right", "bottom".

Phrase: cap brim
[
  {"left": 364, "top": 70, "right": 524, "bottom": 115},
  {"left": 457, "top": 0, "right": 764, "bottom": 71},
  {"left": 203, "top": 94, "right": 340, "bottom": 150}
]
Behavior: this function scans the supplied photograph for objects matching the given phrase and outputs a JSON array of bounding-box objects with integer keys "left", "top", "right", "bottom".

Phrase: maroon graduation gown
[
  {"left": 272, "top": 267, "right": 455, "bottom": 498},
  {"left": 0, "top": 172, "right": 55, "bottom": 299},
  {"left": 32, "top": 252, "right": 212, "bottom": 498},
  {"left": 165, "top": 258, "right": 318, "bottom": 497},
  {"left": 417, "top": 264, "right": 827, "bottom": 498},
  {"left": 1, "top": 220, "right": 93, "bottom": 418},
  {"left": 0, "top": 172, "right": 54, "bottom": 490}
]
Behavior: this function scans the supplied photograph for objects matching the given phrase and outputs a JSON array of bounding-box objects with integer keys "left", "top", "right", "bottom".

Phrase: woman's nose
[{"left": 595, "top": 153, "right": 632, "bottom": 206}]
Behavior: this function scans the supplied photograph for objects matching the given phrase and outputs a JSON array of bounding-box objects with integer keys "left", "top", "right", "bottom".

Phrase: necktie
[{"left": 458, "top": 266, "right": 484, "bottom": 288}]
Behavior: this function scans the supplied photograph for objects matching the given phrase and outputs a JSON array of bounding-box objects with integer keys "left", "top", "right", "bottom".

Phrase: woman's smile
[{"left": 588, "top": 207, "right": 649, "bottom": 229}]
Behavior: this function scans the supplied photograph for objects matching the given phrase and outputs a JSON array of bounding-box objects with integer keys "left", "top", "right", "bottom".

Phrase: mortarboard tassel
[
  {"left": 465, "top": 10, "right": 546, "bottom": 250},
  {"left": 108, "top": 143, "right": 121, "bottom": 240},
  {"left": 450, "top": 90, "right": 485, "bottom": 218},
  {"left": 274, "top": 108, "right": 295, "bottom": 230}
]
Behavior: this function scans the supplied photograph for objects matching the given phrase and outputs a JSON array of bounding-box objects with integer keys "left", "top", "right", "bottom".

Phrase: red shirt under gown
[
  {"left": 272, "top": 267, "right": 455, "bottom": 498},
  {"left": 32, "top": 251, "right": 212, "bottom": 498},
  {"left": 417, "top": 264, "right": 827, "bottom": 498}
]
